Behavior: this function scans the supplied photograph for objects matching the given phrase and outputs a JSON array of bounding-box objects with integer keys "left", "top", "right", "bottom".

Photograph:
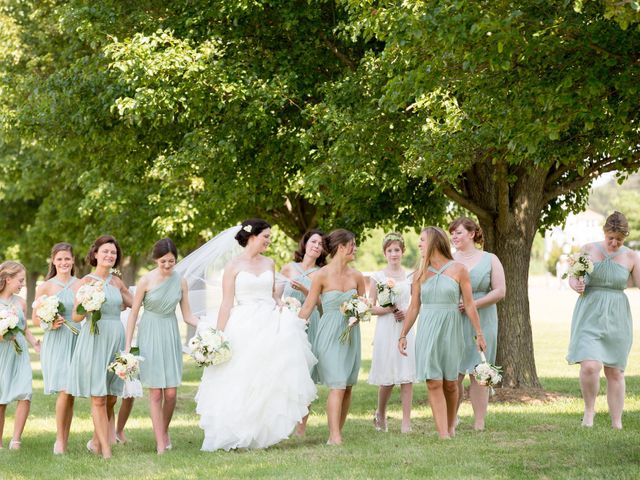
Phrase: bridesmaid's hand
[
  {"left": 52, "top": 315, "right": 65, "bottom": 330},
  {"left": 458, "top": 300, "right": 465, "bottom": 313},
  {"left": 398, "top": 336, "right": 408, "bottom": 356},
  {"left": 475, "top": 334, "right": 487, "bottom": 352},
  {"left": 33, "top": 339, "right": 41, "bottom": 354},
  {"left": 290, "top": 280, "right": 309, "bottom": 297}
]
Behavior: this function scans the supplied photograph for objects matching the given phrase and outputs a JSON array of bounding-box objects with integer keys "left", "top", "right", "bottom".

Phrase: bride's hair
[
  {"left": 323, "top": 229, "right": 355, "bottom": 258},
  {"left": 235, "top": 218, "right": 271, "bottom": 247}
]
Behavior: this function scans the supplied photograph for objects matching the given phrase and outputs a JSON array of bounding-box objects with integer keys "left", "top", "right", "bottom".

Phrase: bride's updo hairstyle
[
  {"left": 448, "top": 217, "right": 484, "bottom": 246},
  {"left": 235, "top": 218, "right": 272, "bottom": 247},
  {"left": 323, "top": 229, "right": 355, "bottom": 258},
  {"left": 603, "top": 211, "right": 629, "bottom": 237}
]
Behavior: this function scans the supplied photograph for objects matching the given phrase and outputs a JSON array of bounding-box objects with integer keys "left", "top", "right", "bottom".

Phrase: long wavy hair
[{"left": 416, "top": 227, "right": 453, "bottom": 282}]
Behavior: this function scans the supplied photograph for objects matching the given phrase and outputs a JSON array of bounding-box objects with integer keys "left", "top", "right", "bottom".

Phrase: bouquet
[
  {"left": 473, "top": 352, "right": 502, "bottom": 394},
  {"left": 75, "top": 281, "right": 106, "bottom": 335},
  {"left": 189, "top": 327, "right": 232, "bottom": 367},
  {"left": 283, "top": 296, "right": 302, "bottom": 314},
  {"left": 107, "top": 349, "right": 143, "bottom": 381},
  {"left": 562, "top": 252, "right": 594, "bottom": 295},
  {"left": 0, "top": 304, "right": 24, "bottom": 354},
  {"left": 339, "top": 294, "right": 371, "bottom": 345},
  {"left": 34, "top": 295, "right": 79, "bottom": 335},
  {"left": 376, "top": 278, "right": 400, "bottom": 309}
]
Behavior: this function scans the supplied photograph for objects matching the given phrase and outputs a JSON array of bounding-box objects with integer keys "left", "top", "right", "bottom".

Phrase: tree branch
[
  {"left": 319, "top": 31, "right": 356, "bottom": 71},
  {"left": 442, "top": 185, "right": 493, "bottom": 224}
]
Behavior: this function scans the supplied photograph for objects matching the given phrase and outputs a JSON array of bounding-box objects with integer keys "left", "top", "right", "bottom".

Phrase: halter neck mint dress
[
  {"left": 0, "top": 296, "right": 32, "bottom": 404},
  {"left": 415, "top": 262, "right": 465, "bottom": 381},
  {"left": 460, "top": 253, "right": 498, "bottom": 374},
  {"left": 68, "top": 273, "right": 125, "bottom": 397},
  {"left": 137, "top": 271, "right": 183, "bottom": 388},
  {"left": 567, "top": 244, "right": 633, "bottom": 370},
  {"left": 313, "top": 289, "right": 360, "bottom": 388},
  {"left": 41, "top": 277, "right": 78, "bottom": 394}
]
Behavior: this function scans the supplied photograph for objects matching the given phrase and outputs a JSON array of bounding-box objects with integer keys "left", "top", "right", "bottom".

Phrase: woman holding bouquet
[
  {"left": 68, "top": 235, "right": 133, "bottom": 459},
  {"left": 125, "top": 238, "right": 199, "bottom": 454},
  {"left": 32, "top": 243, "right": 78, "bottom": 454},
  {"left": 368, "top": 232, "right": 415, "bottom": 434},
  {"left": 449, "top": 218, "right": 505, "bottom": 431},
  {"left": 398, "top": 227, "right": 486, "bottom": 439},
  {"left": 277, "top": 229, "right": 325, "bottom": 436},
  {"left": 567, "top": 211, "right": 640, "bottom": 429},
  {"left": 0, "top": 261, "right": 40, "bottom": 450},
  {"left": 299, "top": 229, "right": 367, "bottom": 445}
]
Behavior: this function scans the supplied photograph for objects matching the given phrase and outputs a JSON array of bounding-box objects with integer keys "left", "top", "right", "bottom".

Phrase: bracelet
[{"left": 398, "top": 336, "right": 406, "bottom": 341}]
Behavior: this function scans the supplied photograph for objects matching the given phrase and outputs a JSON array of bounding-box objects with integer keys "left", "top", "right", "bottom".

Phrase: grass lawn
[{"left": 1, "top": 276, "right": 639, "bottom": 479}]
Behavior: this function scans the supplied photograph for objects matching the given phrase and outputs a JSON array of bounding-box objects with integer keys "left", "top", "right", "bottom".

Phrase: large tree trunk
[{"left": 25, "top": 270, "right": 40, "bottom": 318}]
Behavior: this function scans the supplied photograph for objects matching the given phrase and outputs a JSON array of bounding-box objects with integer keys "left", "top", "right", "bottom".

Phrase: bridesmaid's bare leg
[
  {"left": 162, "top": 388, "right": 177, "bottom": 448},
  {"left": 400, "top": 383, "right": 413, "bottom": 433},
  {"left": 468, "top": 376, "right": 489, "bottom": 431},
  {"left": 11, "top": 400, "right": 30, "bottom": 447},
  {"left": 326, "top": 389, "right": 345, "bottom": 444},
  {"left": 603, "top": 366, "right": 625, "bottom": 429},
  {"left": 443, "top": 380, "right": 459, "bottom": 437},
  {"left": 116, "top": 397, "right": 134, "bottom": 442},
  {"left": 579, "top": 360, "right": 602, "bottom": 427},
  {"left": 455, "top": 373, "right": 465, "bottom": 414},
  {"left": 426, "top": 380, "right": 450, "bottom": 439},
  {"left": 91, "top": 396, "right": 111, "bottom": 458},
  {"left": 149, "top": 388, "right": 165, "bottom": 453},
  {"left": 339, "top": 386, "right": 352, "bottom": 431},
  {"left": 0, "top": 404, "right": 6, "bottom": 448}
]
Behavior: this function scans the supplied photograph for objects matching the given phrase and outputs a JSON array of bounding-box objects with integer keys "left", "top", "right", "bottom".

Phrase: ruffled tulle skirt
[{"left": 196, "top": 301, "right": 317, "bottom": 451}]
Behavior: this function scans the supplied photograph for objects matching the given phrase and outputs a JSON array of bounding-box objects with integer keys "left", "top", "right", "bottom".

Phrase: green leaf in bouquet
[
  {"left": 76, "top": 304, "right": 87, "bottom": 315},
  {"left": 130, "top": 346, "right": 140, "bottom": 356},
  {"left": 57, "top": 302, "right": 66, "bottom": 314}
]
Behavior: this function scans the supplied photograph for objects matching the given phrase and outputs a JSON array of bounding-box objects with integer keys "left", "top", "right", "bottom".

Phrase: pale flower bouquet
[
  {"left": 339, "top": 294, "right": 371, "bottom": 344},
  {"left": 107, "top": 349, "right": 144, "bottom": 381},
  {"left": 283, "top": 296, "right": 302, "bottom": 314},
  {"left": 0, "top": 305, "right": 24, "bottom": 354},
  {"left": 562, "top": 252, "right": 594, "bottom": 295},
  {"left": 75, "top": 281, "right": 106, "bottom": 335},
  {"left": 189, "top": 327, "right": 232, "bottom": 367},
  {"left": 34, "top": 295, "right": 79, "bottom": 335},
  {"left": 376, "top": 278, "right": 400, "bottom": 308},
  {"left": 473, "top": 352, "right": 502, "bottom": 394}
]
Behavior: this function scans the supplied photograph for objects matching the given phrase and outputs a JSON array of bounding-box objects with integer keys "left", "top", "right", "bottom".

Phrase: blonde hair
[
  {"left": 0, "top": 261, "right": 26, "bottom": 293},
  {"left": 603, "top": 211, "right": 629, "bottom": 237},
  {"left": 416, "top": 227, "right": 453, "bottom": 281}
]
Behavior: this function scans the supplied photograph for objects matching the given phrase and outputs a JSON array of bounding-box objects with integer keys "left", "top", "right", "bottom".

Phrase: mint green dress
[
  {"left": 283, "top": 264, "right": 320, "bottom": 380},
  {"left": 567, "top": 245, "right": 633, "bottom": 370},
  {"left": 313, "top": 289, "right": 360, "bottom": 388},
  {"left": 415, "top": 262, "right": 465, "bottom": 381},
  {"left": 460, "top": 253, "right": 498, "bottom": 373},
  {"left": 0, "top": 296, "right": 32, "bottom": 404},
  {"left": 41, "top": 277, "right": 78, "bottom": 394},
  {"left": 137, "top": 272, "right": 183, "bottom": 388},
  {"left": 68, "top": 274, "right": 125, "bottom": 397}
]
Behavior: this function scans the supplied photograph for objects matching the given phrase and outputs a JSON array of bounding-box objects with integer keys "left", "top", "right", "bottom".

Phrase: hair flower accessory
[{"left": 243, "top": 225, "right": 252, "bottom": 233}]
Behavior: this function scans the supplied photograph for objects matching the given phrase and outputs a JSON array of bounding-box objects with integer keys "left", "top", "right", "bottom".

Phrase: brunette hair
[
  {"left": 234, "top": 218, "right": 272, "bottom": 247},
  {"left": 448, "top": 217, "right": 484, "bottom": 246},
  {"left": 417, "top": 227, "right": 454, "bottom": 281},
  {"left": 323, "top": 229, "right": 355, "bottom": 258},
  {"left": 86, "top": 235, "right": 122, "bottom": 267},
  {"left": 382, "top": 232, "right": 405, "bottom": 253},
  {"left": 603, "top": 211, "right": 629, "bottom": 237},
  {"left": 294, "top": 230, "right": 327, "bottom": 267},
  {"left": 0, "top": 260, "right": 25, "bottom": 293},
  {"left": 45, "top": 242, "right": 75, "bottom": 280},
  {"left": 152, "top": 238, "right": 178, "bottom": 260}
]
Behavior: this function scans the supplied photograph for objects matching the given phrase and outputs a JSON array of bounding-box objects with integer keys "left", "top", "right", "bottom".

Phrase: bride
[{"left": 176, "top": 218, "right": 317, "bottom": 451}]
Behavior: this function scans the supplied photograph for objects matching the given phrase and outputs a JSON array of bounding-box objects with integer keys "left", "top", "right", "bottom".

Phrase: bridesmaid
[
  {"left": 0, "top": 261, "right": 40, "bottom": 450},
  {"left": 125, "top": 238, "right": 199, "bottom": 454},
  {"left": 278, "top": 229, "right": 326, "bottom": 436},
  {"left": 368, "top": 232, "right": 415, "bottom": 434},
  {"left": 398, "top": 227, "right": 486, "bottom": 439},
  {"left": 299, "top": 229, "right": 366, "bottom": 445},
  {"left": 32, "top": 243, "right": 78, "bottom": 454},
  {"left": 449, "top": 218, "right": 505, "bottom": 431},
  {"left": 566, "top": 211, "right": 640, "bottom": 429},
  {"left": 68, "top": 235, "right": 133, "bottom": 459}
]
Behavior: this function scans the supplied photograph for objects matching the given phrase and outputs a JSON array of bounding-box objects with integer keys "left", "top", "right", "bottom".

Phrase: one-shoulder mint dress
[
  {"left": 567, "top": 244, "right": 633, "bottom": 370},
  {"left": 137, "top": 272, "right": 183, "bottom": 388},
  {"left": 283, "top": 264, "right": 320, "bottom": 380},
  {"left": 415, "top": 262, "right": 465, "bottom": 381},
  {"left": 41, "top": 277, "right": 78, "bottom": 394},
  {"left": 0, "top": 296, "right": 32, "bottom": 404},
  {"left": 68, "top": 274, "right": 125, "bottom": 397},
  {"left": 313, "top": 289, "right": 360, "bottom": 389},
  {"left": 460, "top": 253, "right": 498, "bottom": 374}
]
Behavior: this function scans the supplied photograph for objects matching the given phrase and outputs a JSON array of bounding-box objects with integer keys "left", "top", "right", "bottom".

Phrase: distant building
[{"left": 544, "top": 209, "right": 605, "bottom": 259}]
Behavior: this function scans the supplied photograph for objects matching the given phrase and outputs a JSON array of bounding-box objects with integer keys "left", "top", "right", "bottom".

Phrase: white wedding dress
[{"left": 196, "top": 270, "right": 317, "bottom": 451}]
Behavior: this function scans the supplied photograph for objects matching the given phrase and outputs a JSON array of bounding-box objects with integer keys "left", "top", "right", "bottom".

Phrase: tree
[{"left": 322, "top": 0, "right": 640, "bottom": 386}]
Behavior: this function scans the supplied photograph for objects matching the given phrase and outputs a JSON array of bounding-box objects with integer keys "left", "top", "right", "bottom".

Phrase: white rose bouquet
[
  {"left": 283, "top": 296, "right": 302, "bottom": 314},
  {"left": 376, "top": 278, "right": 399, "bottom": 308},
  {"left": 107, "top": 349, "right": 144, "bottom": 381},
  {"left": 562, "top": 252, "right": 594, "bottom": 293},
  {"left": 339, "top": 294, "right": 371, "bottom": 345},
  {"left": 189, "top": 327, "right": 232, "bottom": 367},
  {"left": 473, "top": 352, "right": 502, "bottom": 394},
  {"left": 75, "top": 281, "right": 106, "bottom": 335},
  {"left": 34, "top": 295, "right": 79, "bottom": 335},
  {"left": 0, "top": 305, "right": 24, "bottom": 354}
]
